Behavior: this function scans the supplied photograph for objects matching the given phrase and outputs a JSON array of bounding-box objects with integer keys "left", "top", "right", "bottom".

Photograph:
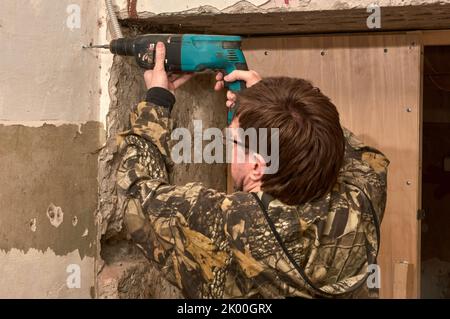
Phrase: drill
[{"left": 86, "top": 34, "right": 248, "bottom": 124}]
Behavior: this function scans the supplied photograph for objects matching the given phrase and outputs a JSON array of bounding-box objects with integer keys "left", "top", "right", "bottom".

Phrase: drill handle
[
  {"left": 227, "top": 80, "right": 246, "bottom": 92},
  {"left": 223, "top": 63, "right": 248, "bottom": 92},
  {"left": 224, "top": 63, "right": 248, "bottom": 124}
]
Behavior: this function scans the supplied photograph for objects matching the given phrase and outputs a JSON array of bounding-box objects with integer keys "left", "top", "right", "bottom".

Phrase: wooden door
[{"left": 242, "top": 33, "right": 423, "bottom": 298}]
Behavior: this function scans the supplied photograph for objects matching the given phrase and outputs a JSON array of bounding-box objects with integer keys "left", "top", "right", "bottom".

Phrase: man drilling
[{"left": 116, "top": 42, "right": 389, "bottom": 298}]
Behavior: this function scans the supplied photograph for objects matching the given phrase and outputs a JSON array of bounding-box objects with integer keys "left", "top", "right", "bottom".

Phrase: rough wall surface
[
  {"left": 0, "top": 122, "right": 104, "bottom": 298},
  {"left": 0, "top": 123, "right": 101, "bottom": 255},
  {"left": 97, "top": 238, "right": 184, "bottom": 298},
  {"left": 0, "top": 0, "right": 104, "bottom": 298},
  {"left": 97, "top": 22, "right": 227, "bottom": 297},
  {"left": 169, "top": 74, "right": 228, "bottom": 189}
]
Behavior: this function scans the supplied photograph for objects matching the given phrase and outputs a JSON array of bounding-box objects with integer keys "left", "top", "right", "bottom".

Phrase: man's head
[{"left": 229, "top": 77, "right": 345, "bottom": 205}]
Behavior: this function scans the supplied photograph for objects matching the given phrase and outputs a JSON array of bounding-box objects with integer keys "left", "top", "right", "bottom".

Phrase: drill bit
[{"left": 82, "top": 44, "right": 110, "bottom": 49}]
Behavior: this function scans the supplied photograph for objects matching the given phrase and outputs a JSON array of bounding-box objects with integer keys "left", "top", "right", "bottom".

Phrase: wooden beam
[{"left": 409, "top": 30, "right": 450, "bottom": 46}]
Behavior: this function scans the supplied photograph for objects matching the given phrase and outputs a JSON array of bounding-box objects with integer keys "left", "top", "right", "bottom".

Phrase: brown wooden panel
[
  {"left": 242, "top": 33, "right": 422, "bottom": 298},
  {"left": 393, "top": 261, "right": 412, "bottom": 298}
]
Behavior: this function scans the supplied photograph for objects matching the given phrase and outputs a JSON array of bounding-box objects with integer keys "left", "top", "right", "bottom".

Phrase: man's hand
[
  {"left": 144, "top": 42, "right": 193, "bottom": 94},
  {"left": 214, "top": 70, "right": 262, "bottom": 108}
]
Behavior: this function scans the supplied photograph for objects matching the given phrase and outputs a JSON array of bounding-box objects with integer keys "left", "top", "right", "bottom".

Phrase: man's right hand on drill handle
[{"left": 214, "top": 70, "right": 262, "bottom": 108}]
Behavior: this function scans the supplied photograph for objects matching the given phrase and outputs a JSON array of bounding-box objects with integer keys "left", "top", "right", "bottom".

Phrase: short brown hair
[{"left": 236, "top": 77, "right": 345, "bottom": 205}]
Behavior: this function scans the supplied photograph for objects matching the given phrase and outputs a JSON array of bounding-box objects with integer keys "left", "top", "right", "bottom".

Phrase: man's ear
[{"left": 249, "top": 153, "right": 266, "bottom": 182}]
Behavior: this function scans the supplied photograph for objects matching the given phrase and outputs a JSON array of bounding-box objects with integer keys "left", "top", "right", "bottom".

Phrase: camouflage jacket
[{"left": 116, "top": 89, "right": 389, "bottom": 299}]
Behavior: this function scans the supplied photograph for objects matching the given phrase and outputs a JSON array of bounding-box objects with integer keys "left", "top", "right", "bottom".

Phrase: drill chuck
[{"left": 110, "top": 38, "right": 136, "bottom": 56}]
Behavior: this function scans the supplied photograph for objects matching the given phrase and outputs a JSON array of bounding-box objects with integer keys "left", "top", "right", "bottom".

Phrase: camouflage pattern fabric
[{"left": 116, "top": 101, "right": 389, "bottom": 299}]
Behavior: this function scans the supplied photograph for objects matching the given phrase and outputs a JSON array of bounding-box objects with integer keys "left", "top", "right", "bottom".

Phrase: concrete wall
[
  {"left": 0, "top": 0, "right": 101, "bottom": 124},
  {"left": 0, "top": 0, "right": 105, "bottom": 298}
]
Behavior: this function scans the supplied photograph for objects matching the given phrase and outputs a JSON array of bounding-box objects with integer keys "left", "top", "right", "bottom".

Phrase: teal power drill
[{"left": 87, "top": 34, "right": 248, "bottom": 124}]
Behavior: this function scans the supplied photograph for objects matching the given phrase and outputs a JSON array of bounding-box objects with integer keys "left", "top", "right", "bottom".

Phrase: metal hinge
[{"left": 417, "top": 209, "right": 426, "bottom": 220}]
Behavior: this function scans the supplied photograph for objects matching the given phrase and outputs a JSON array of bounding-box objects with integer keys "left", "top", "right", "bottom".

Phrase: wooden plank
[
  {"left": 393, "top": 261, "right": 411, "bottom": 298},
  {"left": 242, "top": 33, "right": 422, "bottom": 298},
  {"left": 411, "top": 30, "right": 450, "bottom": 46},
  {"left": 122, "top": 5, "right": 450, "bottom": 36}
]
